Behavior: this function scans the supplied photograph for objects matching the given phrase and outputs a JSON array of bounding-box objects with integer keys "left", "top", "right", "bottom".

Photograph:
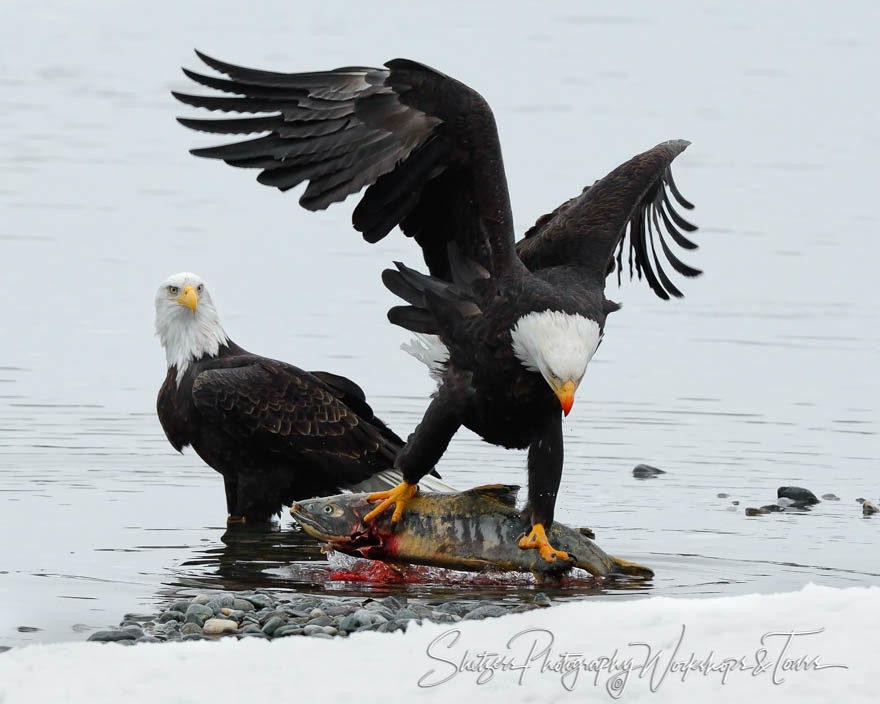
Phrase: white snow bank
[{"left": 0, "top": 584, "right": 876, "bottom": 703}]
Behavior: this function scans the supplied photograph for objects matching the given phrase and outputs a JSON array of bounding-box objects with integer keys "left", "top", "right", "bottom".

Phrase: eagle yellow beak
[
  {"left": 552, "top": 380, "right": 577, "bottom": 417},
  {"left": 176, "top": 285, "right": 198, "bottom": 314}
]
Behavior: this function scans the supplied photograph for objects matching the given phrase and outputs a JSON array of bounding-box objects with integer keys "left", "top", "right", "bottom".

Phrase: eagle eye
[{"left": 168, "top": 286, "right": 179, "bottom": 296}]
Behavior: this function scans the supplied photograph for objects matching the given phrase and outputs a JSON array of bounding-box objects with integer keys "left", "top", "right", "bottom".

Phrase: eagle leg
[
  {"left": 364, "top": 481, "right": 418, "bottom": 523},
  {"left": 227, "top": 515, "right": 247, "bottom": 525},
  {"left": 519, "top": 523, "right": 570, "bottom": 563}
]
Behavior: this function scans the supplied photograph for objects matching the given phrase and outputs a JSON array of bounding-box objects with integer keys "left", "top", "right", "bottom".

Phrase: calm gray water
[{"left": 1, "top": 1, "right": 878, "bottom": 647}]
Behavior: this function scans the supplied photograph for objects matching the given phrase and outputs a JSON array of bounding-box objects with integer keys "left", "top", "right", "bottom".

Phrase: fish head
[{"left": 290, "top": 493, "right": 389, "bottom": 556}]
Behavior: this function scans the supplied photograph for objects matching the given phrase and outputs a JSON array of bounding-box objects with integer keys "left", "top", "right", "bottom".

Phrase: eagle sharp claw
[
  {"left": 518, "top": 523, "right": 570, "bottom": 563},
  {"left": 364, "top": 481, "right": 418, "bottom": 523}
]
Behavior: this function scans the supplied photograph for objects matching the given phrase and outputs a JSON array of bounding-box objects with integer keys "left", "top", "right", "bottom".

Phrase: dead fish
[{"left": 290, "top": 484, "right": 653, "bottom": 580}]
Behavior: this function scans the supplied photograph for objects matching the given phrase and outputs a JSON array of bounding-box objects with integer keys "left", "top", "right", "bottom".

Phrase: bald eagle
[
  {"left": 174, "top": 54, "right": 700, "bottom": 560},
  {"left": 155, "top": 272, "right": 447, "bottom": 522}
]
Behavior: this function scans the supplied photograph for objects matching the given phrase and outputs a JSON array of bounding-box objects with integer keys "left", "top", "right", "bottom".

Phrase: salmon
[{"left": 290, "top": 484, "right": 652, "bottom": 580}]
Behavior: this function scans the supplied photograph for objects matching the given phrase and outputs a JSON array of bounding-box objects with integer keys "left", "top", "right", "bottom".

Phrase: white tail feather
[{"left": 400, "top": 333, "right": 449, "bottom": 384}]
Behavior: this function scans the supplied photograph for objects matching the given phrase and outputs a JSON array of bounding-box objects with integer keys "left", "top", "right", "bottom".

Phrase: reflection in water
[{"left": 159, "top": 522, "right": 649, "bottom": 608}]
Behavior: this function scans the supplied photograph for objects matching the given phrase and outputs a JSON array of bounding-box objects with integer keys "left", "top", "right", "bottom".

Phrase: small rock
[
  {"left": 308, "top": 608, "right": 326, "bottom": 620},
  {"left": 577, "top": 527, "right": 596, "bottom": 539},
  {"left": 87, "top": 629, "right": 138, "bottom": 642},
  {"left": 219, "top": 608, "right": 245, "bottom": 622},
  {"left": 184, "top": 604, "right": 213, "bottom": 626},
  {"left": 822, "top": 493, "right": 840, "bottom": 501},
  {"left": 717, "top": 492, "right": 730, "bottom": 499},
  {"left": 463, "top": 605, "right": 508, "bottom": 621},
  {"left": 261, "top": 615, "right": 287, "bottom": 636},
  {"left": 239, "top": 624, "right": 262, "bottom": 634},
  {"left": 272, "top": 625, "right": 304, "bottom": 638},
  {"left": 395, "top": 608, "right": 418, "bottom": 620},
  {"left": 632, "top": 464, "right": 666, "bottom": 479},
  {"left": 135, "top": 636, "right": 160, "bottom": 644},
  {"left": 534, "top": 593, "right": 551, "bottom": 608},
  {"left": 244, "top": 594, "right": 273, "bottom": 610},
  {"left": 430, "top": 613, "right": 461, "bottom": 624},
  {"left": 191, "top": 594, "right": 211, "bottom": 606},
  {"left": 203, "top": 618, "right": 238, "bottom": 635},
  {"left": 777, "top": 486, "right": 819, "bottom": 506},
  {"left": 158, "top": 611, "right": 185, "bottom": 624},
  {"left": 863, "top": 500, "right": 878, "bottom": 516},
  {"left": 180, "top": 622, "right": 202, "bottom": 635},
  {"left": 307, "top": 615, "right": 333, "bottom": 627},
  {"left": 169, "top": 600, "right": 191, "bottom": 613},
  {"left": 732, "top": 500, "right": 740, "bottom": 506},
  {"left": 232, "top": 599, "right": 255, "bottom": 612},
  {"left": 322, "top": 626, "right": 338, "bottom": 636},
  {"left": 433, "top": 602, "right": 466, "bottom": 617},
  {"left": 745, "top": 507, "right": 769, "bottom": 516},
  {"left": 302, "top": 625, "right": 325, "bottom": 636},
  {"left": 338, "top": 614, "right": 360, "bottom": 632},
  {"left": 380, "top": 595, "right": 407, "bottom": 611}
]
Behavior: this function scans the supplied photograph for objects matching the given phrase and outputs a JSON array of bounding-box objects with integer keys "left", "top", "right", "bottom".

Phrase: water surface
[{"left": 1, "top": 0, "right": 878, "bottom": 647}]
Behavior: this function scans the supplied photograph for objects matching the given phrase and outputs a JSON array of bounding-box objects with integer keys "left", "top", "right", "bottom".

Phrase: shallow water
[{"left": 1, "top": 0, "right": 878, "bottom": 647}]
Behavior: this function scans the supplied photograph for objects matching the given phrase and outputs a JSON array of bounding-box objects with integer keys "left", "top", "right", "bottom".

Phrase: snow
[{"left": 1, "top": 585, "right": 876, "bottom": 703}]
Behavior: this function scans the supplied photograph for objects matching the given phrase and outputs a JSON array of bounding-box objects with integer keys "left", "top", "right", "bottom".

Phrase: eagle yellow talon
[
  {"left": 227, "top": 515, "right": 247, "bottom": 525},
  {"left": 364, "top": 481, "right": 418, "bottom": 523},
  {"left": 519, "top": 523, "right": 570, "bottom": 563}
]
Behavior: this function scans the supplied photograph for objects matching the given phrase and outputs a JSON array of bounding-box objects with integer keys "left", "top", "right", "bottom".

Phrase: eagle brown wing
[
  {"left": 190, "top": 359, "right": 399, "bottom": 485},
  {"left": 516, "top": 140, "right": 699, "bottom": 300},
  {"left": 174, "top": 52, "right": 521, "bottom": 280}
]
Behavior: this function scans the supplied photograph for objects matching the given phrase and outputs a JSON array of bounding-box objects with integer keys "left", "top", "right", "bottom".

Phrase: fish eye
[
  {"left": 167, "top": 286, "right": 179, "bottom": 296},
  {"left": 322, "top": 505, "right": 334, "bottom": 514}
]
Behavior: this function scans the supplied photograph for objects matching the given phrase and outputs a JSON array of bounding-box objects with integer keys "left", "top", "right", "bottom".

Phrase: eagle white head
[
  {"left": 155, "top": 272, "right": 228, "bottom": 384},
  {"left": 510, "top": 311, "right": 602, "bottom": 416}
]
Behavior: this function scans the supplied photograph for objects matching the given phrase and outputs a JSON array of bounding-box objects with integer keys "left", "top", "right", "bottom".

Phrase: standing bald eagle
[
  {"left": 155, "top": 272, "right": 446, "bottom": 522},
  {"left": 174, "top": 54, "right": 700, "bottom": 560}
]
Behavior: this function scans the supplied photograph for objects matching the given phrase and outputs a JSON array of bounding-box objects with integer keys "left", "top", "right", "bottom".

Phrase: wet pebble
[
  {"left": 534, "top": 592, "right": 551, "bottom": 608},
  {"left": 184, "top": 603, "right": 214, "bottom": 626},
  {"left": 463, "top": 605, "right": 509, "bottom": 620},
  {"left": 88, "top": 629, "right": 139, "bottom": 643},
  {"left": 158, "top": 611, "right": 185, "bottom": 624},
  {"left": 777, "top": 486, "right": 819, "bottom": 506},
  {"left": 822, "top": 493, "right": 840, "bottom": 501},
  {"left": 203, "top": 618, "right": 238, "bottom": 635},
  {"left": 632, "top": 464, "right": 666, "bottom": 479},
  {"left": 261, "top": 615, "right": 287, "bottom": 636},
  {"left": 180, "top": 622, "right": 202, "bottom": 635}
]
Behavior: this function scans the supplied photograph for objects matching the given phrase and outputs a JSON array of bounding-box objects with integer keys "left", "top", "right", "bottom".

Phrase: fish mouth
[
  {"left": 289, "top": 503, "right": 347, "bottom": 542},
  {"left": 290, "top": 503, "right": 384, "bottom": 554}
]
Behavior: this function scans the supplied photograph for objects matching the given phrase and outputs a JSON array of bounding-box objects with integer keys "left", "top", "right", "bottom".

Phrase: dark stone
[
  {"left": 158, "top": 611, "right": 185, "bottom": 624},
  {"left": 244, "top": 594, "right": 273, "bottom": 610},
  {"left": 184, "top": 604, "right": 213, "bottom": 626},
  {"left": 632, "top": 464, "right": 666, "bottom": 479},
  {"left": 261, "top": 615, "right": 287, "bottom": 636},
  {"left": 821, "top": 494, "right": 840, "bottom": 501},
  {"left": 463, "top": 605, "right": 509, "bottom": 620},
  {"left": 745, "top": 507, "right": 769, "bottom": 516},
  {"left": 88, "top": 629, "right": 138, "bottom": 642},
  {"left": 534, "top": 593, "right": 551, "bottom": 608},
  {"left": 232, "top": 599, "right": 255, "bottom": 612},
  {"left": 169, "top": 600, "right": 191, "bottom": 614},
  {"left": 306, "top": 615, "right": 333, "bottom": 627},
  {"left": 577, "top": 527, "right": 596, "bottom": 539},
  {"left": 272, "top": 625, "right": 304, "bottom": 638},
  {"left": 180, "top": 622, "right": 202, "bottom": 635},
  {"left": 863, "top": 500, "right": 878, "bottom": 516},
  {"left": 380, "top": 595, "right": 407, "bottom": 611},
  {"left": 777, "top": 486, "right": 819, "bottom": 506}
]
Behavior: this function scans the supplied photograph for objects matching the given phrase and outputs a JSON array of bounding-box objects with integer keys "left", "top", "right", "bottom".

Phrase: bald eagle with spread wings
[
  {"left": 174, "top": 54, "right": 700, "bottom": 561},
  {"left": 155, "top": 272, "right": 447, "bottom": 522}
]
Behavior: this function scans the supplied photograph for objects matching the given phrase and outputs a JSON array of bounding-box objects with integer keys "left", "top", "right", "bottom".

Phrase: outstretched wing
[
  {"left": 174, "top": 52, "right": 521, "bottom": 280},
  {"left": 516, "top": 140, "right": 699, "bottom": 300},
  {"left": 191, "top": 359, "right": 398, "bottom": 485}
]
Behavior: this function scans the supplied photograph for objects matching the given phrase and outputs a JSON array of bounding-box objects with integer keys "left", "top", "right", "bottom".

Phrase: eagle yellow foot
[
  {"left": 364, "top": 481, "right": 418, "bottom": 523},
  {"left": 227, "top": 515, "right": 247, "bottom": 525},
  {"left": 519, "top": 523, "right": 570, "bottom": 563}
]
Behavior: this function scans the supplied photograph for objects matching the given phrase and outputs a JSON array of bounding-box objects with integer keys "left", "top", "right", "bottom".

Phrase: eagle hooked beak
[
  {"left": 551, "top": 379, "right": 577, "bottom": 416},
  {"left": 176, "top": 285, "right": 198, "bottom": 314}
]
